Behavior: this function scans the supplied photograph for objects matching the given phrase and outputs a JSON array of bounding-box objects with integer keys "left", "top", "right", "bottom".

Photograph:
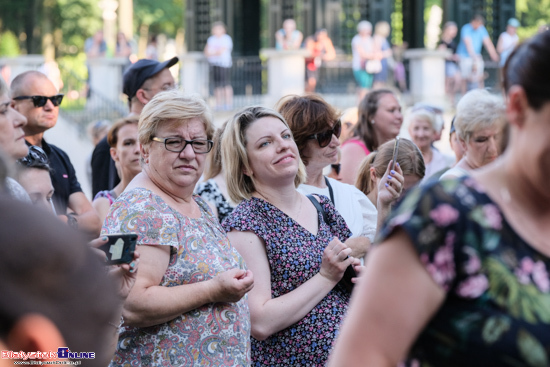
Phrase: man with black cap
[{"left": 91, "top": 57, "right": 178, "bottom": 197}]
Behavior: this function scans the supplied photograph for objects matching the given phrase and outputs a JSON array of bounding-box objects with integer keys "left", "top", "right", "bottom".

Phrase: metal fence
[{"left": 59, "top": 68, "right": 128, "bottom": 134}]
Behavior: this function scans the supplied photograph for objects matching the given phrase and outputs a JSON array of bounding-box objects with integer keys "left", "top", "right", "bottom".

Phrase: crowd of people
[{"left": 1, "top": 17, "right": 550, "bottom": 367}]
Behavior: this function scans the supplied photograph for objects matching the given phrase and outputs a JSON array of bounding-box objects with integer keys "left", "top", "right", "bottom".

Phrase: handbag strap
[
  {"left": 306, "top": 194, "right": 330, "bottom": 225},
  {"left": 324, "top": 176, "right": 335, "bottom": 205}
]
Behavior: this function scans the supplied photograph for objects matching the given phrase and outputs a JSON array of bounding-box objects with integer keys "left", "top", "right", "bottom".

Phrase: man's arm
[{"left": 483, "top": 36, "right": 500, "bottom": 62}]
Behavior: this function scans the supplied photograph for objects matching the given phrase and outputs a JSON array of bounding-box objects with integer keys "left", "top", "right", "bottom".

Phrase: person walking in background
[
  {"left": 304, "top": 29, "right": 336, "bottom": 92},
  {"left": 204, "top": 22, "right": 233, "bottom": 111},
  {"left": 438, "top": 21, "right": 461, "bottom": 105},
  {"left": 84, "top": 30, "right": 107, "bottom": 99},
  {"left": 456, "top": 14, "right": 499, "bottom": 93},
  {"left": 497, "top": 18, "right": 520, "bottom": 67},
  {"left": 145, "top": 35, "right": 159, "bottom": 61},
  {"left": 351, "top": 21, "right": 378, "bottom": 101},
  {"left": 275, "top": 19, "right": 303, "bottom": 50},
  {"left": 372, "top": 21, "right": 393, "bottom": 89}
]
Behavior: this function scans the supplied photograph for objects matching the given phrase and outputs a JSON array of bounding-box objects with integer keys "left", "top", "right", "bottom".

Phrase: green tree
[{"left": 516, "top": 0, "right": 550, "bottom": 39}]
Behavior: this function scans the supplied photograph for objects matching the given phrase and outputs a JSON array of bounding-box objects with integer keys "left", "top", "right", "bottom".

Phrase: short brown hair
[{"left": 277, "top": 94, "right": 340, "bottom": 165}]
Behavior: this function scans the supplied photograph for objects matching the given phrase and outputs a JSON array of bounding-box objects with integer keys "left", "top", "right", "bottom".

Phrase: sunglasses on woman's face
[
  {"left": 13, "top": 94, "right": 64, "bottom": 108},
  {"left": 307, "top": 119, "right": 342, "bottom": 148}
]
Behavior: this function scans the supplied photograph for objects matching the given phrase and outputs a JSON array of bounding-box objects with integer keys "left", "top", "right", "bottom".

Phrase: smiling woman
[
  {"left": 101, "top": 90, "right": 253, "bottom": 366},
  {"left": 221, "top": 106, "right": 361, "bottom": 366}
]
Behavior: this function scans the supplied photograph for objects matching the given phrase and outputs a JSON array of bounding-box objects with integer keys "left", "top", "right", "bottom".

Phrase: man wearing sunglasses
[
  {"left": 11, "top": 71, "right": 101, "bottom": 237},
  {"left": 91, "top": 56, "right": 178, "bottom": 198}
]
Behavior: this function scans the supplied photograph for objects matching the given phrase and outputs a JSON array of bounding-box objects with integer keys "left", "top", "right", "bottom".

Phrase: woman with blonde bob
[
  {"left": 102, "top": 89, "right": 253, "bottom": 366},
  {"left": 355, "top": 138, "right": 425, "bottom": 231},
  {"left": 221, "top": 106, "right": 360, "bottom": 366},
  {"left": 440, "top": 88, "right": 507, "bottom": 179}
]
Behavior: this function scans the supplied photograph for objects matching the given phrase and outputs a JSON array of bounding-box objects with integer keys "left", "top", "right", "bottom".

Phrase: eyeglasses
[
  {"left": 19, "top": 146, "right": 51, "bottom": 169},
  {"left": 152, "top": 137, "right": 214, "bottom": 154},
  {"left": 307, "top": 119, "right": 341, "bottom": 148},
  {"left": 13, "top": 94, "right": 64, "bottom": 108}
]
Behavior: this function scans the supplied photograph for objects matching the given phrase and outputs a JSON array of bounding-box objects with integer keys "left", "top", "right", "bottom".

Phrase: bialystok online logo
[{"left": 1, "top": 347, "right": 95, "bottom": 362}]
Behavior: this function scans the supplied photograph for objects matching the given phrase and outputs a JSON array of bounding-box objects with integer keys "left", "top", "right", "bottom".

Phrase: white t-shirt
[
  {"left": 423, "top": 148, "right": 453, "bottom": 182},
  {"left": 351, "top": 34, "right": 373, "bottom": 71},
  {"left": 439, "top": 165, "right": 469, "bottom": 180},
  {"left": 498, "top": 32, "right": 519, "bottom": 66},
  {"left": 298, "top": 177, "right": 377, "bottom": 242},
  {"left": 206, "top": 34, "right": 233, "bottom": 68}
]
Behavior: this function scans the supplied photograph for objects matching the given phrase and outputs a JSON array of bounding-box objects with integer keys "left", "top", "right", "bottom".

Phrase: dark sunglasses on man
[
  {"left": 13, "top": 94, "right": 64, "bottom": 108},
  {"left": 307, "top": 119, "right": 342, "bottom": 148}
]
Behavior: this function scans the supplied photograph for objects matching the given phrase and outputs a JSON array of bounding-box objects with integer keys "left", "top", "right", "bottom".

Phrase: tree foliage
[{"left": 134, "top": 0, "right": 183, "bottom": 38}]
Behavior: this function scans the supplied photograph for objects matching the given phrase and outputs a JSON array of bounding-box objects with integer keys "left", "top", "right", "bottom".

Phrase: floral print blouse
[
  {"left": 102, "top": 187, "right": 251, "bottom": 367},
  {"left": 222, "top": 195, "right": 352, "bottom": 366},
  {"left": 379, "top": 177, "right": 550, "bottom": 367}
]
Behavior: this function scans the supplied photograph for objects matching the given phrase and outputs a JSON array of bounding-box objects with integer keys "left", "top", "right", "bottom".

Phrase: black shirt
[
  {"left": 91, "top": 136, "right": 120, "bottom": 198},
  {"left": 26, "top": 139, "right": 83, "bottom": 214}
]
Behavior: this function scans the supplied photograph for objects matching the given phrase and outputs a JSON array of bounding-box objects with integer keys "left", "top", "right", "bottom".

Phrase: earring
[{"left": 371, "top": 120, "right": 375, "bottom": 124}]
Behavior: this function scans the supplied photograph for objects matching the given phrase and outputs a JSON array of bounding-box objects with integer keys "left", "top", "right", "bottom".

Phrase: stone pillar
[
  {"left": 0, "top": 55, "right": 45, "bottom": 84},
  {"left": 260, "top": 49, "right": 309, "bottom": 107},
  {"left": 87, "top": 57, "right": 128, "bottom": 107},
  {"left": 179, "top": 52, "right": 209, "bottom": 99},
  {"left": 404, "top": 48, "right": 448, "bottom": 106}
]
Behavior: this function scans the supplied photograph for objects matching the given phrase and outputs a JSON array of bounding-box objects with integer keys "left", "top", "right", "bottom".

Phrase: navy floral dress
[
  {"left": 195, "top": 179, "right": 235, "bottom": 224},
  {"left": 222, "top": 195, "right": 352, "bottom": 366},
  {"left": 379, "top": 177, "right": 550, "bottom": 367}
]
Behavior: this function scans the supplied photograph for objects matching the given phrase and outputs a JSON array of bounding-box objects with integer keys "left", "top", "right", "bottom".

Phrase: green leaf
[
  {"left": 482, "top": 316, "right": 511, "bottom": 344},
  {"left": 517, "top": 329, "right": 548, "bottom": 367}
]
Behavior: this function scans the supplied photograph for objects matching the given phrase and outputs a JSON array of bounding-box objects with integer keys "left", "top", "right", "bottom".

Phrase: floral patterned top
[
  {"left": 102, "top": 187, "right": 251, "bottom": 367},
  {"left": 379, "top": 177, "right": 550, "bottom": 367},
  {"left": 195, "top": 178, "right": 235, "bottom": 224},
  {"left": 222, "top": 195, "right": 352, "bottom": 366}
]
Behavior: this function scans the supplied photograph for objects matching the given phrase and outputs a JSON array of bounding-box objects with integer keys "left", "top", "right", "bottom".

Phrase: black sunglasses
[
  {"left": 19, "top": 145, "right": 51, "bottom": 170},
  {"left": 13, "top": 94, "right": 64, "bottom": 108},
  {"left": 307, "top": 119, "right": 342, "bottom": 148}
]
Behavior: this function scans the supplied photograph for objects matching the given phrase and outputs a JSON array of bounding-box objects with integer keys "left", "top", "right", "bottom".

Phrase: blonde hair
[
  {"left": 455, "top": 89, "right": 507, "bottom": 142},
  {"left": 221, "top": 106, "right": 307, "bottom": 203},
  {"left": 355, "top": 138, "right": 425, "bottom": 195},
  {"left": 203, "top": 120, "right": 228, "bottom": 180},
  {"left": 374, "top": 21, "right": 390, "bottom": 38},
  {"left": 138, "top": 90, "right": 214, "bottom": 147}
]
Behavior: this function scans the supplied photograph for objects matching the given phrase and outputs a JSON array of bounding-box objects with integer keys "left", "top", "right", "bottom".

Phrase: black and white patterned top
[{"left": 195, "top": 178, "right": 235, "bottom": 224}]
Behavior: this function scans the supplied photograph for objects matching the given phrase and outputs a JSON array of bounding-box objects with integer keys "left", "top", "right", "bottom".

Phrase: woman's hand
[
  {"left": 89, "top": 236, "right": 140, "bottom": 300},
  {"left": 319, "top": 238, "right": 354, "bottom": 283},
  {"left": 377, "top": 160, "right": 404, "bottom": 209},
  {"left": 210, "top": 268, "right": 254, "bottom": 303}
]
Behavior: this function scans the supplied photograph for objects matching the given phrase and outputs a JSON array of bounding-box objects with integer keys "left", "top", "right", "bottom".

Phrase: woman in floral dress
[
  {"left": 102, "top": 90, "right": 253, "bottom": 366},
  {"left": 221, "top": 106, "right": 361, "bottom": 366},
  {"left": 329, "top": 30, "right": 550, "bottom": 367}
]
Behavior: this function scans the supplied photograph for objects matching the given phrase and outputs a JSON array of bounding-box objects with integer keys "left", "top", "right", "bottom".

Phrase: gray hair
[
  {"left": 357, "top": 21, "right": 373, "bottom": 33},
  {"left": 455, "top": 89, "right": 507, "bottom": 142}
]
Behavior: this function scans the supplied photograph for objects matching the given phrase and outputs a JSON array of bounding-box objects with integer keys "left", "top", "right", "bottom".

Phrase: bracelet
[{"left": 108, "top": 316, "right": 124, "bottom": 331}]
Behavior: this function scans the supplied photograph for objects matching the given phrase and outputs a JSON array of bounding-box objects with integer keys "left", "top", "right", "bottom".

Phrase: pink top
[{"left": 341, "top": 138, "right": 370, "bottom": 155}]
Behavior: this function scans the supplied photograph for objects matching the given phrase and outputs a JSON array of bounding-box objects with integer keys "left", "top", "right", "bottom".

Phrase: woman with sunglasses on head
[
  {"left": 278, "top": 94, "right": 379, "bottom": 256},
  {"left": 92, "top": 116, "right": 141, "bottom": 223},
  {"left": 339, "top": 89, "right": 403, "bottom": 184},
  {"left": 221, "top": 106, "right": 361, "bottom": 366},
  {"left": 329, "top": 31, "right": 550, "bottom": 367},
  {"left": 102, "top": 90, "right": 253, "bottom": 366}
]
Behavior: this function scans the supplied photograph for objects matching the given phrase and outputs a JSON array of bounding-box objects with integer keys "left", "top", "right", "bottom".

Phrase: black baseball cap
[{"left": 123, "top": 56, "right": 179, "bottom": 99}]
